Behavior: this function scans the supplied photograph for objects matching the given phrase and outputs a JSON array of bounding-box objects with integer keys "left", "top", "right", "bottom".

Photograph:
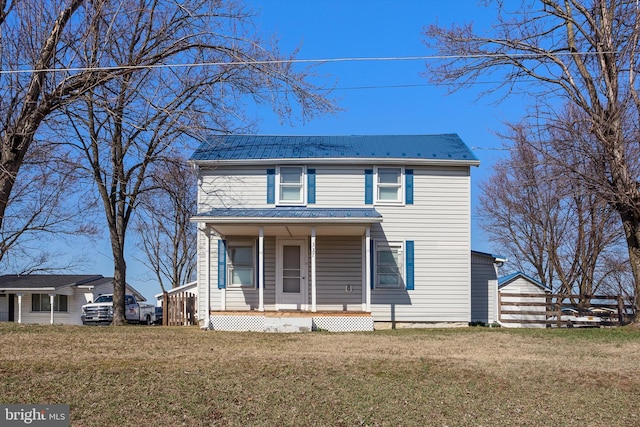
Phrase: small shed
[{"left": 498, "top": 272, "right": 551, "bottom": 328}]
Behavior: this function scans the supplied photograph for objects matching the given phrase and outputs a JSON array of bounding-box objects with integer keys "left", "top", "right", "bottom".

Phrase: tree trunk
[
  {"left": 111, "top": 249, "right": 127, "bottom": 326},
  {"left": 620, "top": 210, "right": 640, "bottom": 322}
]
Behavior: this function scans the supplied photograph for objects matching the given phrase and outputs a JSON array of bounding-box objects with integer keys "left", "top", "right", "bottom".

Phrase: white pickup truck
[{"left": 81, "top": 294, "right": 155, "bottom": 325}]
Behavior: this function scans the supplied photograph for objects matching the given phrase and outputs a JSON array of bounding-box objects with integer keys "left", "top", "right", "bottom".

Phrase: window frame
[
  {"left": 31, "top": 294, "right": 68, "bottom": 312},
  {"left": 276, "top": 165, "right": 306, "bottom": 206},
  {"left": 374, "top": 166, "right": 404, "bottom": 205},
  {"left": 227, "top": 241, "right": 256, "bottom": 288},
  {"left": 374, "top": 241, "right": 405, "bottom": 289}
]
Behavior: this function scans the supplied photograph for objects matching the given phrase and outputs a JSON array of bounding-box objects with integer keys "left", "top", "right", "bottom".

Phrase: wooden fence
[
  {"left": 162, "top": 292, "right": 197, "bottom": 326},
  {"left": 498, "top": 292, "right": 634, "bottom": 327}
]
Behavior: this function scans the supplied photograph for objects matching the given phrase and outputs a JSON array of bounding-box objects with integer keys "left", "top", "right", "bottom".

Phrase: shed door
[{"left": 276, "top": 239, "right": 307, "bottom": 310}]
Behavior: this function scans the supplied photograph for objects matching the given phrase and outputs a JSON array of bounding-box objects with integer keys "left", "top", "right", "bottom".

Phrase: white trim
[
  {"left": 365, "top": 227, "right": 371, "bottom": 312},
  {"left": 374, "top": 241, "right": 405, "bottom": 289},
  {"left": 258, "top": 227, "right": 264, "bottom": 312},
  {"left": 204, "top": 226, "right": 211, "bottom": 328},
  {"left": 311, "top": 228, "right": 317, "bottom": 313},
  {"left": 191, "top": 216, "right": 382, "bottom": 224},
  {"left": 16, "top": 293, "right": 23, "bottom": 324},
  {"left": 191, "top": 158, "right": 480, "bottom": 167},
  {"left": 374, "top": 166, "right": 405, "bottom": 205},
  {"left": 276, "top": 165, "right": 306, "bottom": 206},
  {"left": 275, "top": 237, "right": 308, "bottom": 310},
  {"left": 226, "top": 240, "right": 256, "bottom": 288},
  {"left": 48, "top": 293, "right": 55, "bottom": 325}
]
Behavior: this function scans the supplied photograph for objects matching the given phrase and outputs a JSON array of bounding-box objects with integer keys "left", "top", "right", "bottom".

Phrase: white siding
[
  {"left": 197, "top": 163, "right": 473, "bottom": 323},
  {"left": 499, "top": 277, "right": 548, "bottom": 328}
]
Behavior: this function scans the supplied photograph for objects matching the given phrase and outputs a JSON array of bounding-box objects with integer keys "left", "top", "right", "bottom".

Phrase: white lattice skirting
[{"left": 208, "top": 315, "right": 373, "bottom": 332}]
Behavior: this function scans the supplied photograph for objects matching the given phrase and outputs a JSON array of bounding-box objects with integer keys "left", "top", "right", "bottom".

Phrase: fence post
[
  {"left": 617, "top": 295, "right": 625, "bottom": 326},
  {"left": 162, "top": 292, "right": 168, "bottom": 326}
]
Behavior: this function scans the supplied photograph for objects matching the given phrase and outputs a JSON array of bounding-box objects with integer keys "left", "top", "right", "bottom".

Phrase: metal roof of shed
[{"left": 190, "top": 134, "right": 478, "bottom": 164}]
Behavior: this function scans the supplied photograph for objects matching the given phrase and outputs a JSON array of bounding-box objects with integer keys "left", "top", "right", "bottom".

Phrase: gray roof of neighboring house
[
  {"left": 192, "top": 207, "right": 382, "bottom": 222},
  {"left": 0, "top": 275, "right": 103, "bottom": 290},
  {"left": 0, "top": 275, "right": 147, "bottom": 301},
  {"left": 190, "top": 134, "right": 479, "bottom": 164}
]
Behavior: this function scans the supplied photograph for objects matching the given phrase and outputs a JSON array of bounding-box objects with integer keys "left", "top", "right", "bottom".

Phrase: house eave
[
  {"left": 0, "top": 287, "right": 56, "bottom": 293},
  {"left": 189, "top": 158, "right": 480, "bottom": 168}
]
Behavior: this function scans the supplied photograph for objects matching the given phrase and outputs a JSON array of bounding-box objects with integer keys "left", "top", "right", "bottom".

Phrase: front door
[{"left": 276, "top": 238, "right": 308, "bottom": 310}]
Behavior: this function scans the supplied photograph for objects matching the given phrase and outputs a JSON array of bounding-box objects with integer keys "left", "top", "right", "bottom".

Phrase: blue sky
[{"left": 79, "top": 1, "right": 527, "bottom": 302}]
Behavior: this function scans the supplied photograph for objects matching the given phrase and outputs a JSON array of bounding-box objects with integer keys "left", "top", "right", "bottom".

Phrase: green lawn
[{"left": 1, "top": 324, "right": 639, "bottom": 426}]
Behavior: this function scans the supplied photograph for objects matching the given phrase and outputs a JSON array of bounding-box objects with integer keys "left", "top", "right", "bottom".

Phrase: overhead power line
[{"left": 0, "top": 51, "right": 617, "bottom": 75}]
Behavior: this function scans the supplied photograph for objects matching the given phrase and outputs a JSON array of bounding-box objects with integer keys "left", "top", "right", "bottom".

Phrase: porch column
[
  {"left": 258, "top": 227, "right": 264, "bottom": 311},
  {"left": 364, "top": 226, "right": 371, "bottom": 312},
  {"left": 203, "top": 225, "right": 211, "bottom": 329},
  {"left": 311, "top": 227, "right": 317, "bottom": 312},
  {"left": 16, "top": 293, "right": 23, "bottom": 324},
  {"left": 48, "top": 293, "right": 55, "bottom": 325}
]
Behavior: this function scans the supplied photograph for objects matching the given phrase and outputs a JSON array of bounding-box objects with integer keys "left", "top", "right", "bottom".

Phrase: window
[
  {"left": 375, "top": 167, "right": 402, "bottom": 203},
  {"left": 31, "top": 294, "right": 68, "bottom": 312},
  {"left": 228, "top": 244, "right": 255, "bottom": 287},
  {"left": 278, "top": 166, "right": 304, "bottom": 204},
  {"left": 375, "top": 242, "right": 404, "bottom": 289}
]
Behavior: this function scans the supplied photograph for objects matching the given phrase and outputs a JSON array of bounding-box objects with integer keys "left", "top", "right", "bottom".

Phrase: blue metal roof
[
  {"left": 193, "top": 207, "right": 382, "bottom": 220},
  {"left": 190, "top": 134, "right": 478, "bottom": 163}
]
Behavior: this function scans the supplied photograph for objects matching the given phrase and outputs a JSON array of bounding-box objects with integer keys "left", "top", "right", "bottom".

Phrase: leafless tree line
[
  {"left": 0, "top": 0, "right": 335, "bottom": 324},
  {"left": 425, "top": 0, "right": 640, "bottom": 315}
]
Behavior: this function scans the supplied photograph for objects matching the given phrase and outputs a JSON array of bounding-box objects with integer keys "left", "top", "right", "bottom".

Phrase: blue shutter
[
  {"left": 217, "top": 239, "right": 227, "bottom": 289},
  {"left": 364, "top": 169, "right": 373, "bottom": 205},
  {"left": 405, "top": 169, "right": 414, "bottom": 205},
  {"left": 405, "top": 240, "right": 414, "bottom": 290},
  {"left": 307, "top": 168, "right": 316, "bottom": 204},
  {"left": 266, "top": 169, "right": 275, "bottom": 204},
  {"left": 370, "top": 239, "right": 375, "bottom": 289}
]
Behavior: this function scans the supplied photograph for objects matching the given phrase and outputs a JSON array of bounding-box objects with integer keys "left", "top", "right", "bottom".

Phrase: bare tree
[
  {"left": 135, "top": 158, "right": 197, "bottom": 293},
  {"left": 61, "top": 0, "right": 335, "bottom": 325},
  {"left": 0, "top": 137, "right": 97, "bottom": 273},
  {"left": 424, "top": 0, "right": 640, "bottom": 317},
  {"left": 480, "top": 120, "right": 629, "bottom": 308}
]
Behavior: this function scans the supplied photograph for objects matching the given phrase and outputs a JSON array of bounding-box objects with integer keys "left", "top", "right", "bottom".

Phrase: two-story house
[{"left": 190, "top": 134, "right": 479, "bottom": 331}]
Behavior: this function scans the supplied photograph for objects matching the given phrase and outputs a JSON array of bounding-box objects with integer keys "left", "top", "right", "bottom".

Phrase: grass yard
[{"left": 1, "top": 324, "right": 639, "bottom": 426}]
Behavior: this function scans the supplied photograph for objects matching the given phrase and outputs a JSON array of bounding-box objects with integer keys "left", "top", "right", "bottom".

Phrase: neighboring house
[
  {"left": 497, "top": 272, "right": 551, "bottom": 328},
  {"left": 470, "top": 251, "right": 507, "bottom": 325},
  {"left": 0, "top": 275, "right": 146, "bottom": 325},
  {"left": 190, "top": 134, "right": 479, "bottom": 332}
]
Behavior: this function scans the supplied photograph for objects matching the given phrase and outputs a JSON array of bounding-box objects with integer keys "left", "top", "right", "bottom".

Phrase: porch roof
[
  {"left": 192, "top": 207, "right": 382, "bottom": 223},
  {"left": 192, "top": 207, "right": 382, "bottom": 237}
]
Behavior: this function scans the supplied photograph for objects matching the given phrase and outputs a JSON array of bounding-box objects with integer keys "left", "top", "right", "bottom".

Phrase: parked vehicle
[
  {"left": 154, "top": 306, "right": 163, "bottom": 325},
  {"left": 549, "top": 308, "right": 602, "bottom": 328},
  {"left": 81, "top": 294, "right": 155, "bottom": 325}
]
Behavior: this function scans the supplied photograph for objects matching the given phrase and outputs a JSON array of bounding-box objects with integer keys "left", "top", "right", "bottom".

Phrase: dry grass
[{"left": 1, "top": 324, "right": 639, "bottom": 426}]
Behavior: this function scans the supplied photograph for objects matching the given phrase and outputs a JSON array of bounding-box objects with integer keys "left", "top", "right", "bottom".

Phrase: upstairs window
[
  {"left": 278, "top": 166, "right": 305, "bottom": 205},
  {"left": 376, "top": 167, "right": 402, "bottom": 203}
]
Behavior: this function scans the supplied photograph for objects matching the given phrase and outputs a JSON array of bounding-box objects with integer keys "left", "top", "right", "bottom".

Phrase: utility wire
[{"left": 0, "top": 51, "right": 618, "bottom": 75}]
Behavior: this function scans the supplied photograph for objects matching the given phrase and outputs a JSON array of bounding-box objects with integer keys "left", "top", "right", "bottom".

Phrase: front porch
[{"left": 208, "top": 310, "right": 374, "bottom": 332}]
